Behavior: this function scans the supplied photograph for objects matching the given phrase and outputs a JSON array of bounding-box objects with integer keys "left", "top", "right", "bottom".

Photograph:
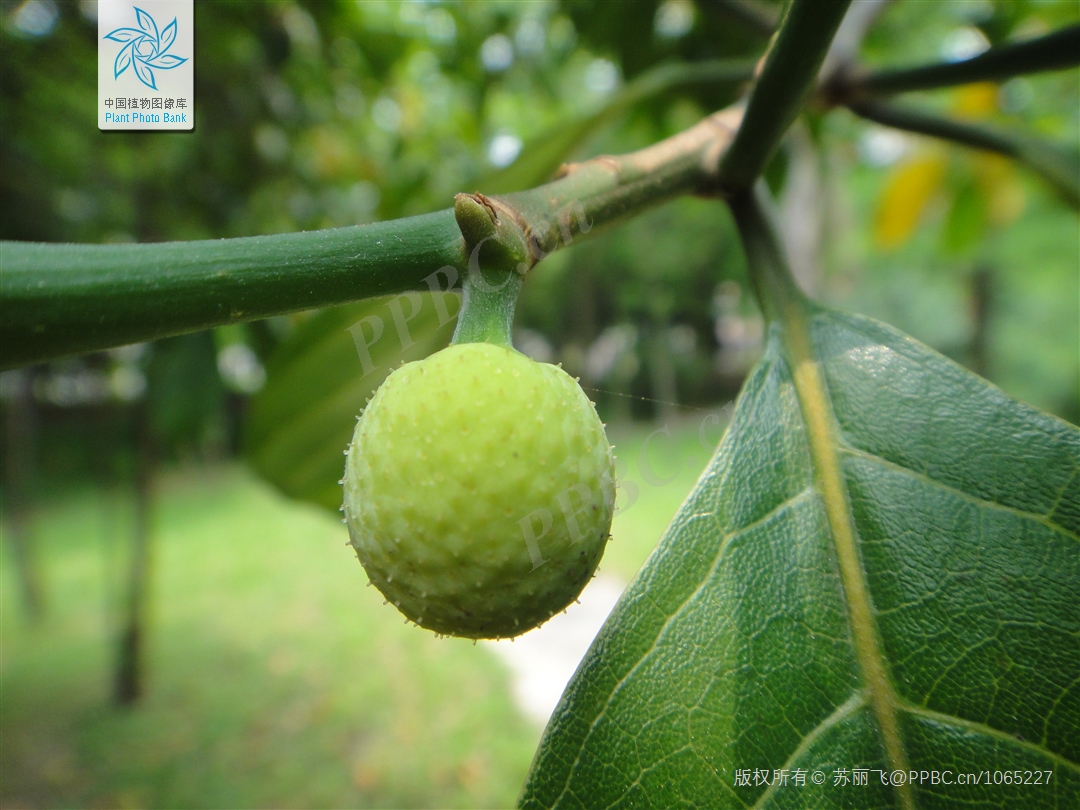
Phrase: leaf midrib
[{"left": 779, "top": 301, "right": 915, "bottom": 810}]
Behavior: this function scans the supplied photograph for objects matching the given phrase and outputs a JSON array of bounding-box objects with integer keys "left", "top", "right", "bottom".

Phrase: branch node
[
  {"left": 554, "top": 162, "right": 579, "bottom": 179},
  {"left": 454, "top": 192, "right": 532, "bottom": 275}
]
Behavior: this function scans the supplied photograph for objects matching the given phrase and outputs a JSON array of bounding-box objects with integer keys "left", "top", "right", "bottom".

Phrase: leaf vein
[
  {"left": 548, "top": 486, "right": 814, "bottom": 807},
  {"left": 749, "top": 692, "right": 869, "bottom": 809},
  {"left": 839, "top": 447, "right": 1079, "bottom": 542},
  {"left": 921, "top": 634, "right": 999, "bottom": 708},
  {"left": 900, "top": 703, "right": 1080, "bottom": 772},
  {"left": 603, "top": 743, "right": 728, "bottom": 810},
  {"left": 1041, "top": 671, "right": 1080, "bottom": 750},
  {"left": 1046, "top": 466, "right": 1078, "bottom": 525}
]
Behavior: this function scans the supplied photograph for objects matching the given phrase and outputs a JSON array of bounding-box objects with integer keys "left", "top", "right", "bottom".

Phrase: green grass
[
  {"left": 1, "top": 418, "right": 721, "bottom": 809},
  {"left": 604, "top": 410, "right": 729, "bottom": 581},
  {"left": 2, "top": 469, "right": 538, "bottom": 809}
]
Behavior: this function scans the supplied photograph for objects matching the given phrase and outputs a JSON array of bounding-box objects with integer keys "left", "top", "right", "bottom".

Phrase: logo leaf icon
[
  {"left": 104, "top": 27, "right": 143, "bottom": 43},
  {"left": 114, "top": 40, "right": 136, "bottom": 79},
  {"left": 133, "top": 7, "right": 158, "bottom": 41},
  {"left": 134, "top": 59, "right": 158, "bottom": 91},
  {"left": 104, "top": 8, "right": 187, "bottom": 93},
  {"left": 159, "top": 18, "right": 177, "bottom": 53},
  {"left": 145, "top": 54, "right": 187, "bottom": 70}
]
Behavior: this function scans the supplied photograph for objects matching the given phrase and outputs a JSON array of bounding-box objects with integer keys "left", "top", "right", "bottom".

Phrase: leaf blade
[
  {"left": 520, "top": 309, "right": 1079, "bottom": 808},
  {"left": 133, "top": 59, "right": 157, "bottom": 91},
  {"left": 114, "top": 41, "right": 135, "bottom": 79},
  {"left": 244, "top": 293, "right": 458, "bottom": 511}
]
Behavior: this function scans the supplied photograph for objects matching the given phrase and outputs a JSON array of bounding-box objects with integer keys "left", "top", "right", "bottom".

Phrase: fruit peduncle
[{"left": 451, "top": 193, "right": 528, "bottom": 348}]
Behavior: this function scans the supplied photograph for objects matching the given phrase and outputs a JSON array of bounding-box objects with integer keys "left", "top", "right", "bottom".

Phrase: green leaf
[
  {"left": 942, "top": 181, "right": 989, "bottom": 255},
  {"left": 244, "top": 293, "right": 457, "bottom": 511},
  {"left": 521, "top": 307, "right": 1079, "bottom": 808}
]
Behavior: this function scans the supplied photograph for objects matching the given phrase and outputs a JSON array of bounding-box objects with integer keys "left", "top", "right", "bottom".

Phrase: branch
[
  {"left": 849, "top": 98, "right": 1080, "bottom": 207},
  {"left": 845, "top": 25, "right": 1080, "bottom": 98},
  {"left": 728, "top": 182, "right": 806, "bottom": 324},
  {"left": 717, "top": 0, "right": 852, "bottom": 191},
  {"left": 1, "top": 108, "right": 745, "bottom": 370},
  {"left": 0, "top": 213, "right": 467, "bottom": 369},
  {"left": 481, "top": 58, "right": 755, "bottom": 194},
  {"left": 458, "top": 107, "right": 744, "bottom": 272}
]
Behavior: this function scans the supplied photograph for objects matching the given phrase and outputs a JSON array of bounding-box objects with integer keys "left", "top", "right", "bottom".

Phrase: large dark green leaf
[
  {"left": 521, "top": 307, "right": 1078, "bottom": 808},
  {"left": 244, "top": 293, "right": 457, "bottom": 511}
]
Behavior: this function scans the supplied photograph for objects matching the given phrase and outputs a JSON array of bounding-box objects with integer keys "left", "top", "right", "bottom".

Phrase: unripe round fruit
[{"left": 343, "top": 342, "right": 615, "bottom": 639}]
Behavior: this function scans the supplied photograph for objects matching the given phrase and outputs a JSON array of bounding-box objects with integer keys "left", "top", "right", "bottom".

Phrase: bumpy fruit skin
[{"left": 343, "top": 342, "right": 615, "bottom": 639}]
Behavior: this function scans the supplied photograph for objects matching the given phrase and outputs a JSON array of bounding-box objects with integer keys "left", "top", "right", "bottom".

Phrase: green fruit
[{"left": 343, "top": 342, "right": 615, "bottom": 639}]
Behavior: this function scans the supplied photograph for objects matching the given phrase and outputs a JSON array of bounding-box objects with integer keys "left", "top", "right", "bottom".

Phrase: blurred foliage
[
  {"left": 2, "top": 1, "right": 1078, "bottom": 805},
  {"left": 0, "top": 467, "right": 541, "bottom": 808},
  {"left": 245, "top": 293, "right": 458, "bottom": 511},
  {"left": 1, "top": 0, "right": 1077, "bottom": 461},
  {"left": 0, "top": 0, "right": 758, "bottom": 239}
]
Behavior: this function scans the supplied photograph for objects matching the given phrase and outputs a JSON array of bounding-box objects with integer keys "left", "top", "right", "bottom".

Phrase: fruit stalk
[
  {"left": 343, "top": 198, "right": 616, "bottom": 641},
  {"left": 450, "top": 193, "right": 528, "bottom": 348}
]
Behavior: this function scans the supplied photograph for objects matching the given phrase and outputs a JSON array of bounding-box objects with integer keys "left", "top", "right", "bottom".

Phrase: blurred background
[{"left": 1, "top": 0, "right": 1077, "bottom": 807}]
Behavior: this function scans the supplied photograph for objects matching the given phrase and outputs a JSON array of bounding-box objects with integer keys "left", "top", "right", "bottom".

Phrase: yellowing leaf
[
  {"left": 973, "top": 152, "right": 1026, "bottom": 225},
  {"left": 874, "top": 152, "right": 947, "bottom": 250},
  {"left": 952, "top": 82, "right": 999, "bottom": 120},
  {"left": 305, "top": 126, "right": 356, "bottom": 180}
]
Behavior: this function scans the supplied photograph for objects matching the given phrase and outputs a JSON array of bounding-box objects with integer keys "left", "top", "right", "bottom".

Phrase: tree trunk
[
  {"left": 643, "top": 317, "right": 679, "bottom": 421},
  {"left": 1, "top": 369, "right": 44, "bottom": 621},
  {"left": 969, "top": 264, "right": 993, "bottom": 378},
  {"left": 114, "top": 405, "right": 155, "bottom": 706}
]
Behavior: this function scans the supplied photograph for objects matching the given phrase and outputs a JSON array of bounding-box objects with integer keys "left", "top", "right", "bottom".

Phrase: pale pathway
[{"left": 483, "top": 576, "right": 627, "bottom": 726}]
